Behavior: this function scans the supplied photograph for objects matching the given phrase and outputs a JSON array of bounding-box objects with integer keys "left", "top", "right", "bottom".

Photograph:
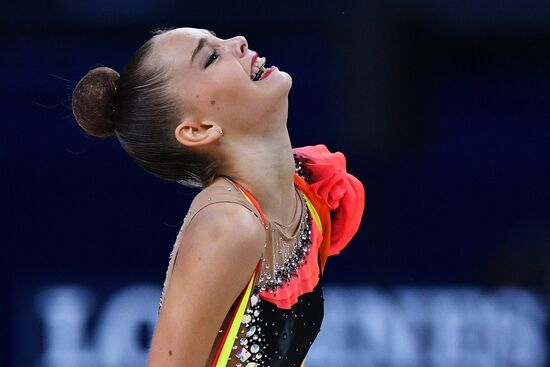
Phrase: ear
[{"left": 174, "top": 119, "right": 222, "bottom": 147}]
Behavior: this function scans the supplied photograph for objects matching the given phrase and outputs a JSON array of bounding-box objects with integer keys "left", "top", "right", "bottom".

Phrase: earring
[{"left": 216, "top": 128, "right": 224, "bottom": 136}]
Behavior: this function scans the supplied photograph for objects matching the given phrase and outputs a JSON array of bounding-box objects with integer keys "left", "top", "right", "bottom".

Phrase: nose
[{"left": 229, "top": 35, "right": 248, "bottom": 57}]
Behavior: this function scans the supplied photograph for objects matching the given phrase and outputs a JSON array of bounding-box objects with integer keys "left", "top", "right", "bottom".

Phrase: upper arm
[{"left": 147, "top": 202, "right": 265, "bottom": 367}]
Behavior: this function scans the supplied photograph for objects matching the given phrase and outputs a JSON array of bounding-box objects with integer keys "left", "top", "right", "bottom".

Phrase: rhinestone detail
[
  {"left": 253, "top": 153, "right": 313, "bottom": 295},
  {"left": 293, "top": 153, "right": 312, "bottom": 183},
  {"left": 254, "top": 209, "right": 312, "bottom": 295},
  {"left": 232, "top": 287, "right": 266, "bottom": 365}
]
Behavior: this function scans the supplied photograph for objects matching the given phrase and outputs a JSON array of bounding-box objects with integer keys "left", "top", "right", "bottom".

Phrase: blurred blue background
[{"left": 3, "top": 1, "right": 550, "bottom": 366}]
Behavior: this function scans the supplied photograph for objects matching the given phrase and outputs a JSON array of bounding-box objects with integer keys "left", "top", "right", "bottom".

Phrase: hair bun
[{"left": 72, "top": 66, "right": 120, "bottom": 138}]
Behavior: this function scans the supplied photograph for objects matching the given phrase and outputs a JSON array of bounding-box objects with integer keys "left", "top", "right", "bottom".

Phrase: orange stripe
[{"left": 231, "top": 181, "right": 267, "bottom": 225}]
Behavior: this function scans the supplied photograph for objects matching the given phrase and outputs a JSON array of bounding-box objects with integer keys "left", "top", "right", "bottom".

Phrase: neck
[{"left": 220, "top": 128, "right": 297, "bottom": 226}]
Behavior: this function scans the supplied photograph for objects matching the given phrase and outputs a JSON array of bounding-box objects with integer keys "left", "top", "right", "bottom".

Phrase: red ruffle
[
  {"left": 293, "top": 144, "right": 365, "bottom": 257},
  {"left": 259, "top": 144, "right": 365, "bottom": 309}
]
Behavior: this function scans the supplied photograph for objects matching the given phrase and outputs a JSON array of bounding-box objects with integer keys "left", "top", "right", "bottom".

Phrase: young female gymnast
[{"left": 72, "top": 27, "right": 365, "bottom": 367}]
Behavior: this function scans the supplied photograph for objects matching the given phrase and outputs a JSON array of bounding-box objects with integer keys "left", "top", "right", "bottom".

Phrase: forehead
[
  {"left": 146, "top": 28, "right": 215, "bottom": 101},
  {"left": 150, "top": 27, "right": 214, "bottom": 68},
  {"left": 160, "top": 27, "right": 213, "bottom": 44}
]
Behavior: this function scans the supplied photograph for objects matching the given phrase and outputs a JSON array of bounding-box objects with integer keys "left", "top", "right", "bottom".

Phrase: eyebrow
[{"left": 190, "top": 29, "right": 217, "bottom": 66}]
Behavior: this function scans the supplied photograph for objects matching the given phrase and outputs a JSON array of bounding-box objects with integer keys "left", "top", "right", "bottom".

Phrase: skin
[{"left": 146, "top": 28, "right": 301, "bottom": 366}]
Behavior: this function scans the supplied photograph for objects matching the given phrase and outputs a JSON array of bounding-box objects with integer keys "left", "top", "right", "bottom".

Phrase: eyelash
[{"left": 205, "top": 50, "right": 219, "bottom": 67}]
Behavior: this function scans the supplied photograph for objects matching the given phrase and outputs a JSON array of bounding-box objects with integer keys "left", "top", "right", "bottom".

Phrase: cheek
[
  {"left": 210, "top": 75, "right": 256, "bottom": 107},
  {"left": 216, "top": 63, "right": 253, "bottom": 90},
  {"left": 193, "top": 64, "right": 259, "bottom": 119}
]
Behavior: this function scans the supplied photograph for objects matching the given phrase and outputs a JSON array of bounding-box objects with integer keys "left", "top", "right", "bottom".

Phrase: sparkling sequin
[
  {"left": 246, "top": 326, "right": 256, "bottom": 337},
  {"left": 236, "top": 348, "right": 251, "bottom": 362},
  {"left": 232, "top": 282, "right": 266, "bottom": 365},
  {"left": 250, "top": 295, "right": 259, "bottom": 306}
]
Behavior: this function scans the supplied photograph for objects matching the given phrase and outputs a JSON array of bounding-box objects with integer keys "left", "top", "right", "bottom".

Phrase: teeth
[{"left": 251, "top": 56, "right": 266, "bottom": 79}]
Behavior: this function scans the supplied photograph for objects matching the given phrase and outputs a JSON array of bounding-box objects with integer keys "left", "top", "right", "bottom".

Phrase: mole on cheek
[
  {"left": 210, "top": 100, "right": 216, "bottom": 105},
  {"left": 169, "top": 350, "right": 172, "bottom": 356},
  {"left": 195, "top": 95, "right": 199, "bottom": 99}
]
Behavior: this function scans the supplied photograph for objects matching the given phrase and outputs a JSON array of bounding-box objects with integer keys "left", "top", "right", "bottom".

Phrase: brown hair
[{"left": 71, "top": 28, "right": 217, "bottom": 188}]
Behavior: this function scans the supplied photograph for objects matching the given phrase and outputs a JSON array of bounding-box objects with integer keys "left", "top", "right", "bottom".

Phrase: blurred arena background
[{"left": 3, "top": 1, "right": 550, "bottom": 366}]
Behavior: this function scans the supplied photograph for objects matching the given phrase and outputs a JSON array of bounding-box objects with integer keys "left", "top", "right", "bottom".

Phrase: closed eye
[{"left": 205, "top": 49, "right": 219, "bottom": 68}]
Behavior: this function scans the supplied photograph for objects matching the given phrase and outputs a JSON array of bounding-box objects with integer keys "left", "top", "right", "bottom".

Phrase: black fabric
[{"left": 257, "top": 257, "right": 324, "bottom": 367}]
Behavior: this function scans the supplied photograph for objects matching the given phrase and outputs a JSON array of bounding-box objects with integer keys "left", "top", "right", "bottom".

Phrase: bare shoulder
[
  {"left": 184, "top": 176, "right": 264, "bottom": 243},
  {"left": 182, "top": 197, "right": 266, "bottom": 259},
  {"left": 170, "top": 200, "right": 266, "bottom": 302},
  {"left": 147, "top": 191, "right": 266, "bottom": 366},
  {"left": 173, "top": 175, "right": 266, "bottom": 272}
]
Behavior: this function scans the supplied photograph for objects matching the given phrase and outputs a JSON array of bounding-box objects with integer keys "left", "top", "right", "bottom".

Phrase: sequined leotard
[{"left": 159, "top": 145, "right": 365, "bottom": 367}]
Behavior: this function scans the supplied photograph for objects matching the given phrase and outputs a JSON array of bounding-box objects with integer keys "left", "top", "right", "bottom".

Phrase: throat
[{"left": 269, "top": 189, "right": 304, "bottom": 239}]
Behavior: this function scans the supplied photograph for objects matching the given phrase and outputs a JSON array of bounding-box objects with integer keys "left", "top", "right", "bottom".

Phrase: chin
[
  {"left": 263, "top": 72, "right": 292, "bottom": 98},
  {"left": 277, "top": 71, "right": 293, "bottom": 95},
  {"left": 280, "top": 70, "right": 292, "bottom": 86}
]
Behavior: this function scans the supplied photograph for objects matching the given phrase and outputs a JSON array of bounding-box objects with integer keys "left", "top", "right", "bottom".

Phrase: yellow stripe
[
  {"left": 237, "top": 187, "right": 254, "bottom": 206},
  {"left": 302, "top": 191, "right": 322, "bottom": 234},
  {"left": 215, "top": 270, "right": 257, "bottom": 367}
]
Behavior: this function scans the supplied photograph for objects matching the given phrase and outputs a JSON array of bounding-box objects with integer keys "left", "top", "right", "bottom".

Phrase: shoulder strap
[
  {"left": 210, "top": 178, "right": 265, "bottom": 367},
  {"left": 230, "top": 180, "right": 267, "bottom": 227},
  {"left": 184, "top": 184, "right": 263, "bottom": 229}
]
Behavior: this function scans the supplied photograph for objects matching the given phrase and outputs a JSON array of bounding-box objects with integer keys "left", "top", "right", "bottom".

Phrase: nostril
[{"left": 241, "top": 43, "right": 246, "bottom": 53}]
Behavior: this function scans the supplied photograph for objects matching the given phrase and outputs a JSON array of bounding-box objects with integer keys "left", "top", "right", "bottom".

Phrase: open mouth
[{"left": 250, "top": 55, "right": 268, "bottom": 81}]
